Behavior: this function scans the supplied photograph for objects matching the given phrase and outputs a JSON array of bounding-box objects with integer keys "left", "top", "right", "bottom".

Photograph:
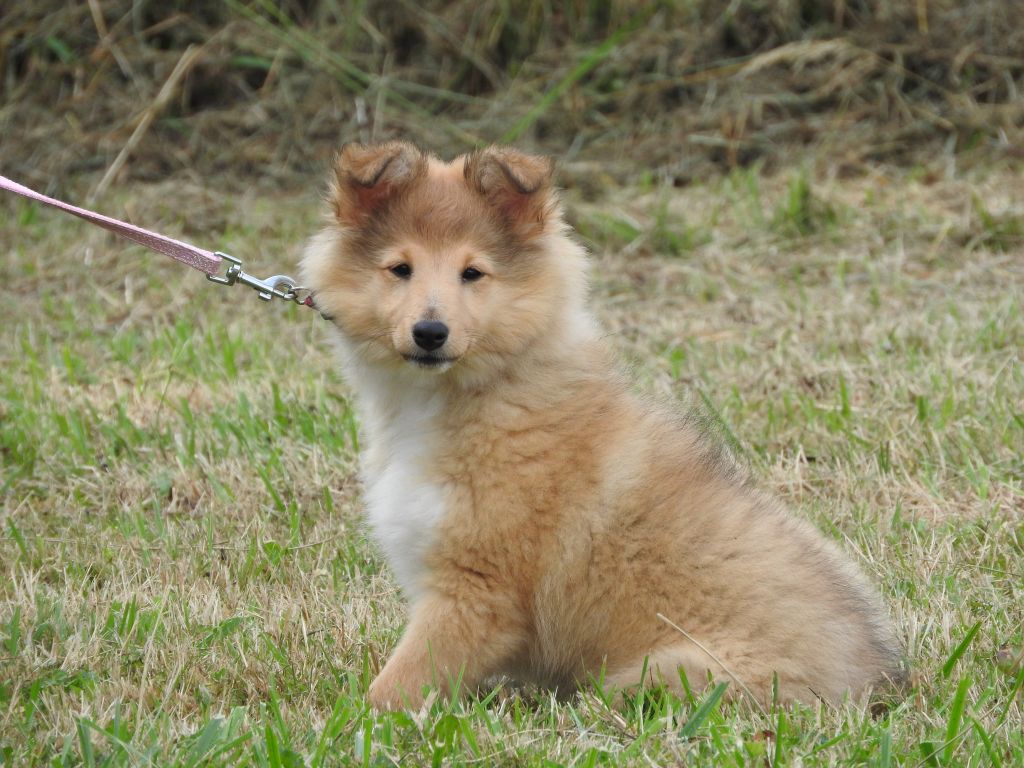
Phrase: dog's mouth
[{"left": 402, "top": 353, "right": 458, "bottom": 370}]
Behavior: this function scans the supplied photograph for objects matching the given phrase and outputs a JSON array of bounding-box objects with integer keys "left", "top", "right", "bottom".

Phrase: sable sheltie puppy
[{"left": 302, "top": 142, "right": 905, "bottom": 711}]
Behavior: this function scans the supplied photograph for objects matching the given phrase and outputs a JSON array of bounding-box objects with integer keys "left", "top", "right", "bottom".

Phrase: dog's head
[{"left": 303, "top": 142, "right": 591, "bottom": 384}]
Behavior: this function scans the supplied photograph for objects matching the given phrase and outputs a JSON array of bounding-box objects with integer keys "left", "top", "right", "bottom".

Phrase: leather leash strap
[
  {"left": 1, "top": 174, "right": 314, "bottom": 307},
  {"left": 1, "top": 174, "right": 222, "bottom": 275}
]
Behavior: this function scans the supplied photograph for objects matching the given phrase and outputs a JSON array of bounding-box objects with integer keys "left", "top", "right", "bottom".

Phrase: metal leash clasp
[{"left": 206, "top": 251, "right": 312, "bottom": 305}]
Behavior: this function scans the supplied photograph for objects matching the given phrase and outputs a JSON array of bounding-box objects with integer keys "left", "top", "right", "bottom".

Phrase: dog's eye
[
  {"left": 461, "top": 267, "right": 484, "bottom": 283},
  {"left": 389, "top": 263, "right": 412, "bottom": 279}
]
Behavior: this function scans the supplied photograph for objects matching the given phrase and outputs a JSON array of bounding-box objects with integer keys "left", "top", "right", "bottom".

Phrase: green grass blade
[
  {"left": 942, "top": 676, "right": 971, "bottom": 764},
  {"left": 183, "top": 716, "right": 225, "bottom": 768},
  {"left": 75, "top": 719, "right": 94, "bottom": 768},
  {"left": 942, "top": 622, "right": 982, "bottom": 678},
  {"left": 917, "top": 741, "right": 941, "bottom": 767},
  {"left": 678, "top": 681, "right": 729, "bottom": 738},
  {"left": 878, "top": 725, "right": 891, "bottom": 768},
  {"left": 971, "top": 716, "right": 1002, "bottom": 768}
]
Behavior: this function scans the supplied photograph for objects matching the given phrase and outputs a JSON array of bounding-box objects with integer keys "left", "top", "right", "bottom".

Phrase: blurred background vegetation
[{"left": 1, "top": 0, "right": 1021, "bottom": 197}]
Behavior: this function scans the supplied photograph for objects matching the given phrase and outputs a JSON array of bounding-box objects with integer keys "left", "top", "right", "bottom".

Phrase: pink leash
[{"left": 1, "top": 174, "right": 313, "bottom": 307}]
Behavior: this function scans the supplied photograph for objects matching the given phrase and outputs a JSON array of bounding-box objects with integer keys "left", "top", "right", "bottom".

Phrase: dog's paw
[{"left": 368, "top": 674, "right": 419, "bottom": 712}]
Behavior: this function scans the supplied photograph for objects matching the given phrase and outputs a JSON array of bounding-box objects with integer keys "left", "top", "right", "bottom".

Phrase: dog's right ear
[{"left": 331, "top": 142, "right": 426, "bottom": 227}]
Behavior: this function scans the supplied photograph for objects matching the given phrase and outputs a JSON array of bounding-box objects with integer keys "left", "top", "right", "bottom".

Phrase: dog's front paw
[{"left": 368, "top": 672, "right": 420, "bottom": 712}]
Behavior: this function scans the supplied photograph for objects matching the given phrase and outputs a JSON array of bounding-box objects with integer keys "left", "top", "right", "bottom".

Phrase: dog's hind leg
[
  {"left": 602, "top": 642, "right": 775, "bottom": 708},
  {"left": 604, "top": 644, "right": 718, "bottom": 696}
]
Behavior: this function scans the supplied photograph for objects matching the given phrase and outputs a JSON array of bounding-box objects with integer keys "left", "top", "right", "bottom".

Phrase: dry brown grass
[{"left": 1, "top": 1, "right": 1022, "bottom": 195}]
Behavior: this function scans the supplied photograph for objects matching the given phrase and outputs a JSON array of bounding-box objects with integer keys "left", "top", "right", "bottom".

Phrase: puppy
[{"left": 302, "top": 142, "right": 905, "bottom": 710}]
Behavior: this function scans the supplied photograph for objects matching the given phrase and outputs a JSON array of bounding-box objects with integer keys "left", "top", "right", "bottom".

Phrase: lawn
[{"left": 1, "top": 163, "right": 1021, "bottom": 765}]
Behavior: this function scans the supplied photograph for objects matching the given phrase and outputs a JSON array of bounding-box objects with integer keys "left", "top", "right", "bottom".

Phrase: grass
[{"left": 1, "top": 163, "right": 1022, "bottom": 765}]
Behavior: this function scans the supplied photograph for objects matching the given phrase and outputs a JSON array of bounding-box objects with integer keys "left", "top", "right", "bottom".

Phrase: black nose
[{"left": 412, "top": 320, "right": 449, "bottom": 352}]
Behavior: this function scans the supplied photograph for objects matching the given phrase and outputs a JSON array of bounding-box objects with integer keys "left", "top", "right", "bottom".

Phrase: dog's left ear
[{"left": 464, "top": 147, "right": 557, "bottom": 238}]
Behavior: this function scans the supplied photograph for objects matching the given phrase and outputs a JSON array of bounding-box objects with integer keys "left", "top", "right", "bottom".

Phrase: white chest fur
[{"left": 355, "top": 374, "right": 449, "bottom": 601}]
